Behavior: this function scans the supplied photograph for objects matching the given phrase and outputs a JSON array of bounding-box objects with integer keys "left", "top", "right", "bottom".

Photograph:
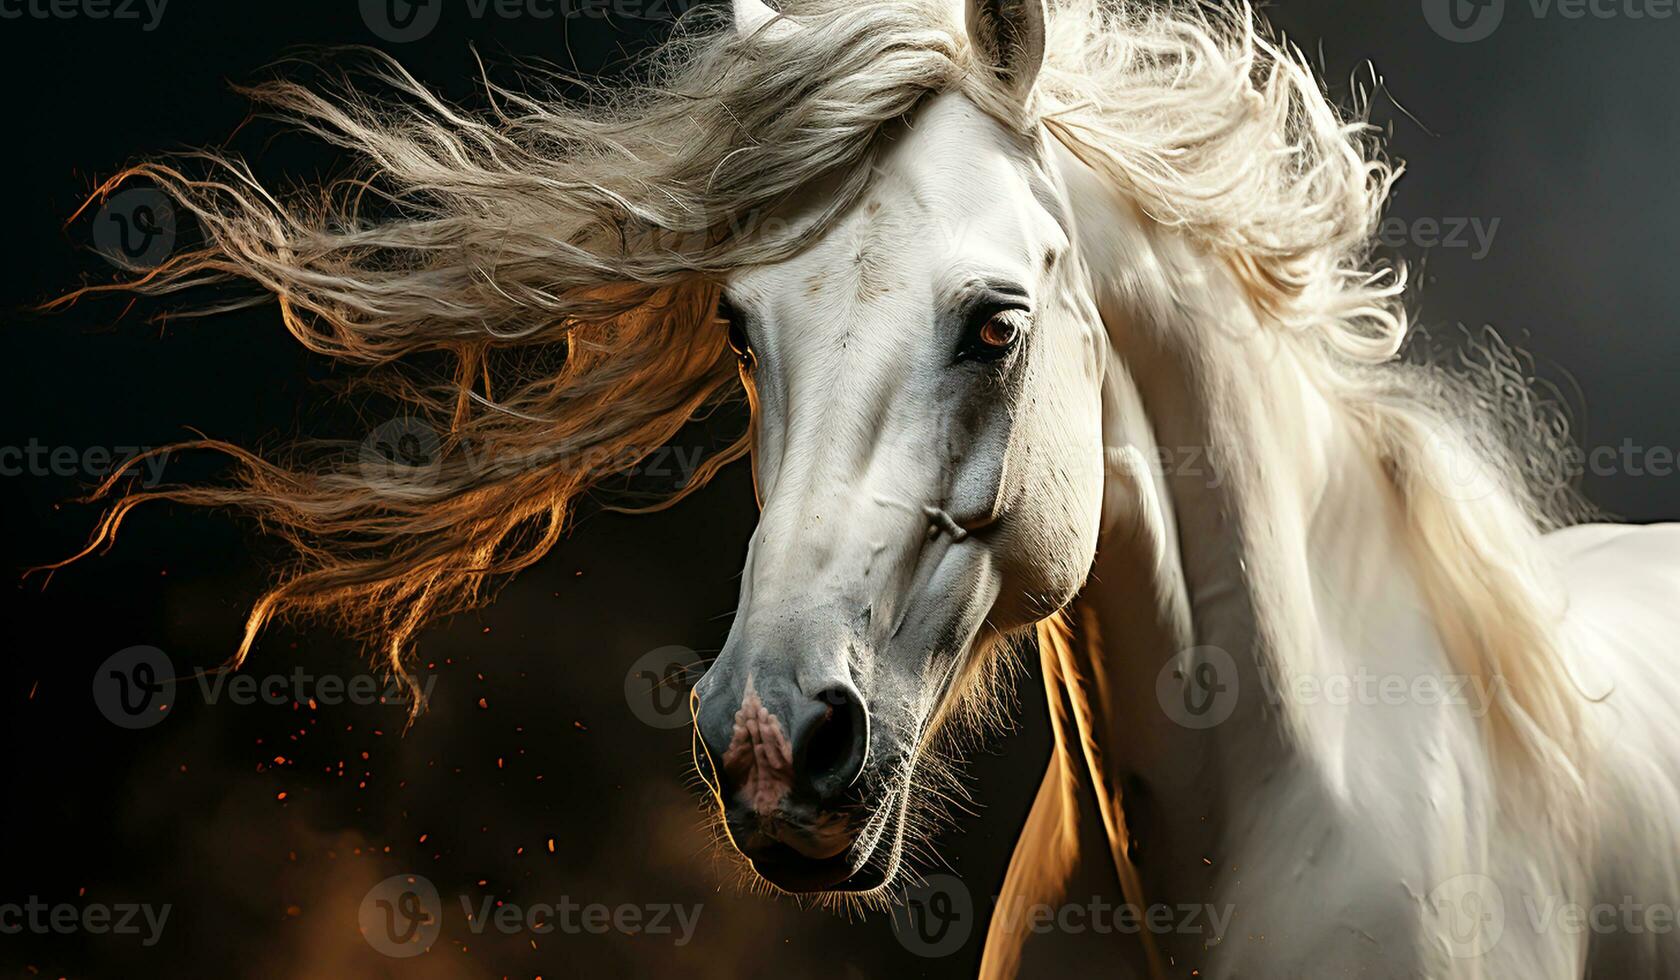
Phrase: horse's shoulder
[
  {"left": 1543, "top": 523, "right": 1680, "bottom": 978},
  {"left": 1544, "top": 521, "right": 1680, "bottom": 650}
]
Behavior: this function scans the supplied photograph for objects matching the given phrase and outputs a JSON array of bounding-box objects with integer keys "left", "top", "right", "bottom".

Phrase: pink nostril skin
[{"left": 721, "top": 680, "right": 796, "bottom": 818}]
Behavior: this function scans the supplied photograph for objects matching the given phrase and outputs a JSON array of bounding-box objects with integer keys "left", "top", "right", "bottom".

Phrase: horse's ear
[
  {"left": 733, "top": 0, "right": 797, "bottom": 38},
  {"left": 964, "top": 0, "right": 1046, "bottom": 101}
]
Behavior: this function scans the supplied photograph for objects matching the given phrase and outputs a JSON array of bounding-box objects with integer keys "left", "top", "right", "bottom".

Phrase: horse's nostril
[{"left": 800, "top": 686, "right": 868, "bottom": 801}]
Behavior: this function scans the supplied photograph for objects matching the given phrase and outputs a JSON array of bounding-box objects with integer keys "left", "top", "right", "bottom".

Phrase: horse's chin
[
  {"left": 733, "top": 782, "right": 911, "bottom": 898},
  {"left": 748, "top": 843, "right": 873, "bottom": 893}
]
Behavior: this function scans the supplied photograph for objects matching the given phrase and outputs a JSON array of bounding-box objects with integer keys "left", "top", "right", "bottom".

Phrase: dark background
[{"left": 1, "top": 1, "right": 1675, "bottom": 977}]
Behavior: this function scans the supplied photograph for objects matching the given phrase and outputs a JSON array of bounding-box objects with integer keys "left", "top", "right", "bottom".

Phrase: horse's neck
[
  {"left": 1077, "top": 351, "right": 1440, "bottom": 813},
  {"left": 1053, "top": 141, "right": 1453, "bottom": 904}
]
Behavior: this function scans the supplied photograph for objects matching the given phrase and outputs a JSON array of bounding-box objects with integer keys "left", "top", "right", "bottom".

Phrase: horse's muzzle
[{"left": 692, "top": 672, "right": 870, "bottom": 890}]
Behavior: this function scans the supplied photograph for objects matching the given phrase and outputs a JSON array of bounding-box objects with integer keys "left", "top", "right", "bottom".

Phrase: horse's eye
[
  {"left": 979, "top": 313, "right": 1019, "bottom": 348},
  {"left": 717, "top": 296, "right": 754, "bottom": 366},
  {"left": 958, "top": 306, "right": 1028, "bottom": 363}
]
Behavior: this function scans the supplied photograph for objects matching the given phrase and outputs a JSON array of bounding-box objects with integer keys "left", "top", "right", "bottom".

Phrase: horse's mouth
[
  {"left": 729, "top": 806, "right": 879, "bottom": 893},
  {"left": 719, "top": 783, "right": 906, "bottom": 894},
  {"left": 743, "top": 820, "right": 898, "bottom": 894},
  {"left": 746, "top": 840, "right": 865, "bottom": 891}
]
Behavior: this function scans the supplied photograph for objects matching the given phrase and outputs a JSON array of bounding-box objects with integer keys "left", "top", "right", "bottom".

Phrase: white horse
[
  {"left": 700, "top": 2, "right": 1680, "bottom": 976},
  {"left": 58, "top": 0, "right": 1680, "bottom": 976}
]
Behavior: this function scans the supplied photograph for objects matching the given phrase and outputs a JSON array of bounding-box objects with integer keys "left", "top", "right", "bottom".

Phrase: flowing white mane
[{"left": 1033, "top": 2, "right": 1591, "bottom": 809}]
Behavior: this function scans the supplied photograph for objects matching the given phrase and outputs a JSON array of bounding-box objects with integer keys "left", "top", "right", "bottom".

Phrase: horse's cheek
[{"left": 987, "top": 464, "right": 1104, "bottom": 624}]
